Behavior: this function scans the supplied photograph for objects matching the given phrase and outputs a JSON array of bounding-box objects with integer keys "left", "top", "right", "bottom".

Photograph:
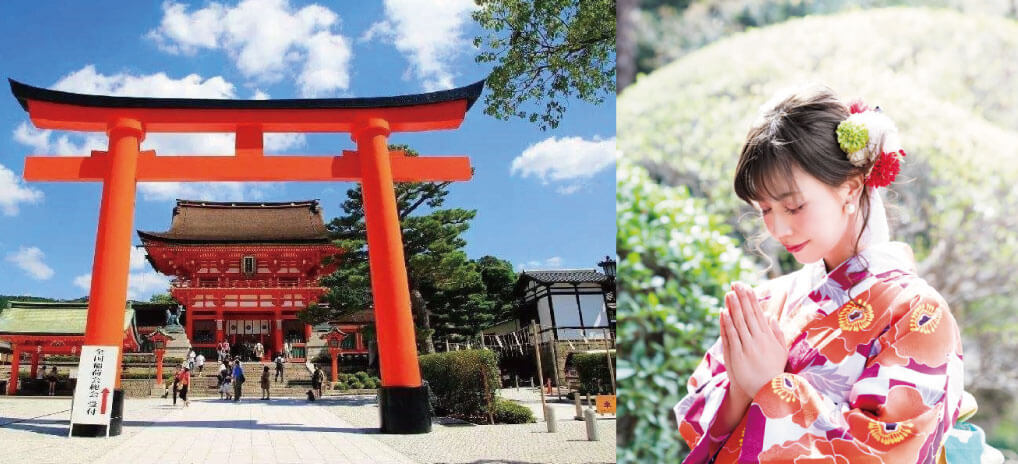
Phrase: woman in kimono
[{"left": 674, "top": 86, "right": 964, "bottom": 463}]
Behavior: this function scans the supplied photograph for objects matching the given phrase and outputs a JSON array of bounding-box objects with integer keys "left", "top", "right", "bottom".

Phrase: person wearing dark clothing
[
  {"left": 232, "top": 360, "right": 245, "bottom": 401},
  {"left": 179, "top": 367, "right": 191, "bottom": 407},
  {"left": 274, "top": 354, "right": 285, "bottom": 382},
  {"left": 171, "top": 368, "right": 182, "bottom": 405},
  {"left": 46, "top": 366, "right": 58, "bottom": 396},
  {"left": 312, "top": 365, "right": 325, "bottom": 399},
  {"left": 260, "top": 366, "right": 271, "bottom": 400}
]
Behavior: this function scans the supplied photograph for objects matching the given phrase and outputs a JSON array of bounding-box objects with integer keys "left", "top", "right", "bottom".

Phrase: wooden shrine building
[
  {"left": 139, "top": 199, "right": 340, "bottom": 362},
  {"left": 0, "top": 301, "right": 139, "bottom": 395}
]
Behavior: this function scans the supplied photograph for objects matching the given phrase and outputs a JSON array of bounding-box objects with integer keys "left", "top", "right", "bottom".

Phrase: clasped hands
[{"left": 720, "top": 282, "right": 789, "bottom": 405}]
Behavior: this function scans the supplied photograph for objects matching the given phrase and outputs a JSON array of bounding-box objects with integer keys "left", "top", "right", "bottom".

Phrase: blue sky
[{"left": 0, "top": 1, "right": 615, "bottom": 301}]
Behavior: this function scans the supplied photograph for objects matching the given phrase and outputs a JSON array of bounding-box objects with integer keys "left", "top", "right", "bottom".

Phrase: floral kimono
[{"left": 675, "top": 241, "right": 964, "bottom": 463}]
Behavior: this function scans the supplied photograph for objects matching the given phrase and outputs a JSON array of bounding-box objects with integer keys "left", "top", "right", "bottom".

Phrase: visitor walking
[
  {"left": 312, "top": 364, "right": 325, "bottom": 399},
  {"left": 274, "top": 354, "right": 284, "bottom": 382},
  {"left": 260, "top": 366, "right": 270, "bottom": 400},
  {"left": 254, "top": 341, "right": 264, "bottom": 360},
  {"left": 195, "top": 352, "right": 205, "bottom": 376},
  {"left": 172, "top": 367, "right": 182, "bottom": 406},
  {"left": 220, "top": 371, "right": 233, "bottom": 400},
  {"left": 187, "top": 349, "right": 196, "bottom": 371},
  {"left": 46, "top": 366, "right": 58, "bottom": 396},
  {"left": 179, "top": 367, "right": 191, "bottom": 407},
  {"left": 232, "top": 360, "right": 245, "bottom": 401}
]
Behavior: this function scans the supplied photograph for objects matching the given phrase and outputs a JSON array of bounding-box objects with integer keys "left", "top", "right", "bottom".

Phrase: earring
[{"left": 845, "top": 203, "right": 857, "bottom": 214}]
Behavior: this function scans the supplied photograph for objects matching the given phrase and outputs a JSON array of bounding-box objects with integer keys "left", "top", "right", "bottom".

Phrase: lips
[{"left": 784, "top": 240, "right": 808, "bottom": 253}]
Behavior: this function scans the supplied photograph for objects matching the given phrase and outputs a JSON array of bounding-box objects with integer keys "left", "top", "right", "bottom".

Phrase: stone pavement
[
  {"left": 0, "top": 388, "right": 616, "bottom": 464},
  {"left": 320, "top": 388, "right": 616, "bottom": 464}
]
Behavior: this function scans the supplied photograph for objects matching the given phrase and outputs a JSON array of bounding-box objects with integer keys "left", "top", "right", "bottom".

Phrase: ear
[{"left": 841, "top": 174, "right": 865, "bottom": 204}]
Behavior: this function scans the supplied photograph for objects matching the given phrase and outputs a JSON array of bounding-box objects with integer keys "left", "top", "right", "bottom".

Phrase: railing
[
  {"left": 170, "top": 278, "right": 311, "bottom": 289},
  {"left": 482, "top": 325, "right": 615, "bottom": 354}
]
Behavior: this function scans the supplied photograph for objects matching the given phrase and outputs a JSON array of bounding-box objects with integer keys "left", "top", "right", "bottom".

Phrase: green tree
[
  {"left": 148, "top": 293, "right": 179, "bottom": 304},
  {"left": 428, "top": 255, "right": 517, "bottom": 345},
  {"left": 301, "top": 145, "right": 513, "bottom": 353},
  {"left": 473, "top": 0, "right": 616, "bottom": 130}
]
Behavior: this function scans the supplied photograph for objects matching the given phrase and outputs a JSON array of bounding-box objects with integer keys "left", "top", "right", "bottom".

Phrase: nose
[{"left": 771, "top": 213, "right": 793, "bottom": 241}]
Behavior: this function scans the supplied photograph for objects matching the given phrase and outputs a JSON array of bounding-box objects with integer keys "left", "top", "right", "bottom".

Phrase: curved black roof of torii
[{"left": 8, "top": 78, "right": 485, "bottom": 113}]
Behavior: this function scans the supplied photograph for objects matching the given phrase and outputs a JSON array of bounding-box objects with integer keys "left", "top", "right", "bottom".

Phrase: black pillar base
[
  {"left": 378, "top": 384, "right": 432, "bottom": 434},
  {"left": 70, "top": 389, "right": 124, "bottom": 437}
]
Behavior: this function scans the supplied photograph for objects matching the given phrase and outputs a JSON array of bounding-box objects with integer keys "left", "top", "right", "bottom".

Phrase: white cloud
[
  {"left": 127, "top": 271, "right": 174, "bottom": 300},
  {"left": 74, "top": 245, "right": 172, "bottom": 300},
  {"left": 13, "top": 121, "right": 106, "bottom": 156},
  {"left": 510, "top": 136, "right": 618, "bottom": 194},
  {"left": 0, "top": 163, "right": 43, "bottom": 216},
  {"left": 11, "top": 66, "right": 307, "bottom": 203},
  {"left": 520, "top": 256, "right": 566, "bottom": 271},
  {"left": 53, "top": 65, "right": 236, "bottom": 99},
  {"left": 365, "top": 0, "right": 477, "bottom": 91},
  {"left": 73, "top": 273, "right": 92, "bottom": 292},
  {"left": 130, "top": 246, "right": 148, "bottom": 271},
  {"left": 6, "top": 246, "right": 54, "bottom": 280},
  {"left": 148, "top": 0, "right": 352, "bottom": 97}
]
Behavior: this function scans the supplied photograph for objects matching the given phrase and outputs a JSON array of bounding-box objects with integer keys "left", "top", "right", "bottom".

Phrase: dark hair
[{"left": 734, "top": 85, "right": 875, "bottom": 273}]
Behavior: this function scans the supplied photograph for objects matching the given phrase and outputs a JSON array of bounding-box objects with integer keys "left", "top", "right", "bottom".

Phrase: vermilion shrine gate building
[
  {"left": 0, "top": 301, "right": 139, "bottom": 395},
  {"left": 139, "top": 199, "right": 344, "bottom": 361}
]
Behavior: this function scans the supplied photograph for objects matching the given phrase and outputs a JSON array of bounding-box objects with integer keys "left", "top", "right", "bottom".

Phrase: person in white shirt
[{"left": 196, "top": 353, "right": 205, "bottom": 376}]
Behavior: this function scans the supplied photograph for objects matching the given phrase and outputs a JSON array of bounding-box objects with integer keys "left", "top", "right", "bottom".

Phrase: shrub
[
  {"left": 493, "top": 398, "right": 535, "bottom": 424},
  {"left": 573, "top": 351, "right": 616, "bottom": 395},
  {"left": 348, "top": 381, "right": 364, "bottom": 389},
  {"left": 419, "top": 349, "right": 499, "bottom": 421},
  {"left": 616, "top": 161, "right": 755, "bottom": 463},
  {"left": 333, "top": 381, "right": 348, "bottom": 390}
]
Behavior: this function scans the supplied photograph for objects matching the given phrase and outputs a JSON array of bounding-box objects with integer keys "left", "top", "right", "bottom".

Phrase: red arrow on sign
[{"left": 100, "top": 388, "right": 110, "bottom": 414}]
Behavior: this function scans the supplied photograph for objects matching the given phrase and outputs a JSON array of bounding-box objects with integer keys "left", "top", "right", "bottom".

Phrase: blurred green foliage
[
  {"left": 616, "top": 161, "right": 756, "bottom": 463},
  {"left": 632, "top": 0, "right": 1016, "bottom": 75},
  {"left": 618, "top": 6, "right": 1018, "bottom": 458}
]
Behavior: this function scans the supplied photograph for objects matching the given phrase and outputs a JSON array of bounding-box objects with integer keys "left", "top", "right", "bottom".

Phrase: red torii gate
[{"left": 9, "top": 78, "right": 484, "bottom": 436}]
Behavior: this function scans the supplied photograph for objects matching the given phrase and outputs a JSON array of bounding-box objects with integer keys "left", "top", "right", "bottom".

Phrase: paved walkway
[{"left": 0, "top": 389, "right": 615, "bottom": 464}]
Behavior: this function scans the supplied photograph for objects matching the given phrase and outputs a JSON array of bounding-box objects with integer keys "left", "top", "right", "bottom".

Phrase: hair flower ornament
[{"left": 836, "top": 100, "right": 906, "bottom": 188}]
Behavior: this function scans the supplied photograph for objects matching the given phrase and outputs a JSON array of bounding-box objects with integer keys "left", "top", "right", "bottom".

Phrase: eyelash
[{"left": 760, "top": 204, "right": 805, "bottom": 216}]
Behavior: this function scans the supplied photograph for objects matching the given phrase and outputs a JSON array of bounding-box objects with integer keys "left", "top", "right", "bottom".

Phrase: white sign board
[{"left": 70, "top": 345, "right": 119, "bottom": 428}]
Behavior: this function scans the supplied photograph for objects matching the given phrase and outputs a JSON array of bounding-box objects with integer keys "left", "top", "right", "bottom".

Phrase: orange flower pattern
[{"left": 674, "top": 242, "right": 964, "bottom": 463}]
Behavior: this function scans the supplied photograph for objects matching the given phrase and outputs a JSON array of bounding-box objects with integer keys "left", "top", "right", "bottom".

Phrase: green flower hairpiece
[{"left": 837, "top": 120, "right": 869, "bottom": 154}]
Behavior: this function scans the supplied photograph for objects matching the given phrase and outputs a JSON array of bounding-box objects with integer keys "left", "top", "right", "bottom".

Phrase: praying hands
[{"left": 721, "top": 282, "right": 789, "bottom": 402}]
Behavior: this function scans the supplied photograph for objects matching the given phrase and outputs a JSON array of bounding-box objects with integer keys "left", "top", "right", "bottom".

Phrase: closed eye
[{"left": 785, "top": 203, "right": 806, "bottom": 214}]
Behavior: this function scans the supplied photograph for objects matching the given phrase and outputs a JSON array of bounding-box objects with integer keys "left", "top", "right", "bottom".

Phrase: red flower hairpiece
[
  {"left": 866, "top": 149, "right": 906, "bottom": 188},
  {"left": 848, "top": 99, "right": 870, "bottom": 115}
]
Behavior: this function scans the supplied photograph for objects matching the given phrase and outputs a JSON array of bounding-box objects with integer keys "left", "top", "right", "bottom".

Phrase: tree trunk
[
  {"left": 410, "top": 288, "right": 435, "bottom": 354},
  {"left": 616, "top": 0, "right": 638, "bottom": 92}
]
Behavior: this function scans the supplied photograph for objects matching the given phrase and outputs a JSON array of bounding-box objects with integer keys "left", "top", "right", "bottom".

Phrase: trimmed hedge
[
  {"left": 419, "top": 349, "right": 499, "bottom": 421},
  {"left": 574, "top": 351, "right": 616, "bottom": 395},
  {"left": 493, "top": 398, "right": 535, "bottom": 424},
  {"left": 332, "top": 371, "right": 380, "bottom": 390}
]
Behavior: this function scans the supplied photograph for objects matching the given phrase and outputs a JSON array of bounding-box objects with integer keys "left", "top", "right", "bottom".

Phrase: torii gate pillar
[{"left": 355, "top": 118, "right": 429, "bottom": 432}]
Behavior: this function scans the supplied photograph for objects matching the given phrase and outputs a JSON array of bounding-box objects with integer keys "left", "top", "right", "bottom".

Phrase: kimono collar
[{"left": 804, "top": 241, "right": 916, "bottom": 308}]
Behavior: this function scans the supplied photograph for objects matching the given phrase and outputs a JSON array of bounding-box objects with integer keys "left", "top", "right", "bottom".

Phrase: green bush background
[{"left": 616, "top": 161, "right": 756, "bottom": 462}]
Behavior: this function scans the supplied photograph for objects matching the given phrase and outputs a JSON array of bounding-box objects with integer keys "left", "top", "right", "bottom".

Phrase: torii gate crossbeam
[{"left": 9, "top": 78, "right": 484, "bottom": 437}]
